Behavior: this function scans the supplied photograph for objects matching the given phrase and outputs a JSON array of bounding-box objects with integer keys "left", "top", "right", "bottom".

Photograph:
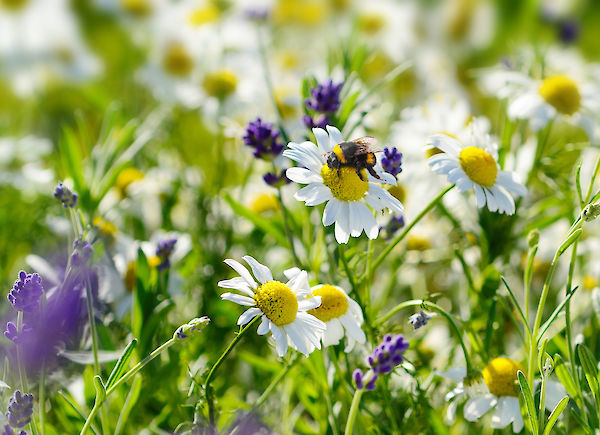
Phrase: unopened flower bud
[
  {"left": 174, "top": 316, "right": 210, "bottom": 340},
  {"left": 583, "top": 203, "right": 600, "bottom": 222},
  {"left": 527, "top": 229, "right": 539, "bottom": 248}
]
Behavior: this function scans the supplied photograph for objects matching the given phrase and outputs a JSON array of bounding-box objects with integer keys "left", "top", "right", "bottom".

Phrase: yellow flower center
[
  {"left": 203, "top": 69, "right": 237, "bottom": 99},
  {"left": 188, "top": 5, "right": 221, "bottom": 26},
  {"left": 116, "top": 167, "right": 144, "bottom": 197},
  {"left": 120, "top": 0, "right": 152, "bottom": 17},
  {"left": 482, "top": 357, "right": 524, "bottom": 397},
  {"left": 254, "top": 280, "right": 298, "bottom": 326},
  {"left": 387, "top": 183, "right": 406, "bottom": 204},
  {"left": 250, "top": 193, "right": 280, "bottom": 215},
  {"left": 307, "top": 285, "right": 349, "bottom": 322},
  {"left": 162, "top": 43, "right": 194, "bottom": 78},
  {"left": 458, "top": 146, "right": 497, "bottom": 187},
  {"left": 583, "top": 275, "right": 598, "bottom": 291},
  {"left": 274, "top": 0, "right": 325, "bottom": 26},
  {"left": 406, "top": 235, "right": 431, "bottom": 251},
  {"left": 125, "top": 261, "right": 137, "bottom": 292},
  {"left": 93, "top": 217, "right": 117, "bottom": 237},
  {"left": 321, "top": 164, "right": 369, "bottom": 202},
  {"left": 0, "top": 0, "right": 28, "bottom": 11},
  {"left": 357, "top": 13, "right": 386, "bottom": 35},
  {"left": 538, "top": 75, "right": 581, "bottom": 115}
]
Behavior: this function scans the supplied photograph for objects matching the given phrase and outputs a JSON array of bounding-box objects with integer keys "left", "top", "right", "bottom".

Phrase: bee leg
[
  {"left": 367, "top": 166, "right": 382, "bottom": 180},
  {"left": 355, "top": 166, "right": 365, "bottom": 181},
  {"left": 337, "top": 167, "right": 342, "bottom": 178}
]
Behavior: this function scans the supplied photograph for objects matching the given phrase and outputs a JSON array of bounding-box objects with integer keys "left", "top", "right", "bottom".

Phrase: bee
[{"left": 326, "top": 136, "right": 381, "bottom": 181}]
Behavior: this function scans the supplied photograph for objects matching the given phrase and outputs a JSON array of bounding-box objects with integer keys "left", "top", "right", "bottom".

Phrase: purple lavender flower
[
  {"left": 263, "top": 170, "right": 290, "bottom": 187},
  {"left": 384, "top": 215, "right": 405, "bottom": 238},
  {"left": 558, "top": 19, "right": 579, "bottom": 44},
  {"left": 367, "top": 334, "right": 409, "bottom": 375},
  {"left": 303, "top": 79, "right": 343, "bottom": 129},
  {"left": 243, "top": 118, "right": 284, "bottom": 159},
  {"left": 1, "top": 424, "right": 26, "bottom": 435},
  {"left": 408, "top": 311, "right": 432, "bottom": 330},
  {"left": 53, "top": 182, "right": 78, "bottom": 208},
  {"left": 352, "top": 369, "right": 377, "bottom": 391},
  {"left": 71, "top": 239, "right": 94, "bottom": 267},
  {"left": 8, "top": 272, "right": 43, "bottom": 313},
  {"left": 6, "top": 391, "right": 34, "bottom": 428},
  {"left": 4, "top": 322, "right": 32, "bottom": 344},
  {"left": 156, "top": 238, "right": 177, "bottom": 270},
  {"left": 381, "top": 147, "right": 403, "bottom": 177}
]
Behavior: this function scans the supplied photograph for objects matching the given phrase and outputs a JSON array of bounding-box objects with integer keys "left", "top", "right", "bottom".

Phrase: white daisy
[
  {"left": 482, "top": 57, "right": 600, "bottom": 141},
  {"left": 307, "top": 283, "right": 366, "bottom": 352},
  {"left": 283, "top": 125, "right": 404, "bottom": 244},
  {"left": 218, "top": 256, "right": 326, "bottom": 357},
  {"left": 441, "top": 358, "right": 567, "bottom": 433},
  {"left": 427, "top": 123, "right": 527, "bottom": 215}
]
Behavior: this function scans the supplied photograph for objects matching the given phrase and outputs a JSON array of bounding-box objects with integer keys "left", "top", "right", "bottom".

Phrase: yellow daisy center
[
  {"left": 387, "top": 183, "right": 406, "bottom": 204},
  {"left": 538, "top": 75, "right": 581, "bottom": 115},
  {"left": 406, "top": 235, "right": 431, "bottom": 251},
  {"left": 116, "top": 167, "right": 144, "bottom": 197},
  {"left": 321, "top": 164, "right": 369, "bottom": 202},
  {"left": 254, "top": 280, "right": 298, "bottom": 327},
  {"left": 120, "top": 0, "right": 152, "bottom": 17},
  {"left": 93, "top": 217, "right": 117, "bottom": 237},
  {"left": 357, "top": 13, "right": 386, "bottom": 35},
  {"left": 250, "top": 193, "right": 280, "bottom": 215},
  {"left": 0, "top": 0, "right": 28, "bottom": 11},
  {"left": 482, "top": 357, "right": 525, "bottom": 397},
  {"left": 188, "top": 5, "right": 221, "bottom": 26},
  {"left": 583, "top": 275, "right": 598, "bottom": 291},
  {"left": 203, "top": 69, "right": 237, "bottom": 99},
  {"left": 162, "top": 43, "right": 194, "bottom": 78},
  {"left": 458, "top": 146, "right": 497, "bottom": 187},
  {"left": 307, "top": 285, "right": 349, "bottom": 322}
]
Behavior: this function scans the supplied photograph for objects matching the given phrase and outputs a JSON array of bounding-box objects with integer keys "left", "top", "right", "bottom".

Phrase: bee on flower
[
  {"left": 218, "top": 256, "right": 326, "bottom": 357},
  {"left": 284, "top": 125, "right": 403, "bottom": 244},
  {"left": 427, "top": 121, "right": 527, "bottom": 215}
]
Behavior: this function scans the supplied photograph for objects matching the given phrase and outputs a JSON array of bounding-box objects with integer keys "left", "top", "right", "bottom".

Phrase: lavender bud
[
  {"left": 174, "top": 316, "right": 210, "bottom": 340},
  {"left": 156, "top": 238, "right": 177, "bottom": 271},
  {"left": 367, "top": 334, "right": 409, "bottom": 375},
  {"left": 4, "top": 322, "right": 32, "bottom": 344},
  {"left": 53, "top": 182, "right": 78, "bottom": 208},
  {"left": 243, "top": 118, "right": 284, "bottom": 160},
  {"left": 353, "top": 369, "right": 364, "bottom": 390},
  {"left": 381, "top": 147, "right": 403, "bottom": 177},
  {"left": 6, "top": 390, "right": 34, "bottom": 428},
  {"left": 8, "top": 272, "right": 43, "bottom": 313},
  {"left": 408, "top": 311, "right": 432, "bottom": 330}
]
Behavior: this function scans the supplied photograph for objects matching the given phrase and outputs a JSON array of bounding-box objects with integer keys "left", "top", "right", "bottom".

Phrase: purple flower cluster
[
  {"left": 8, "top": 272, "right": 43, "bottom": 313},
  {"left": 367, "top": 334, "right": 409, "bottom": 375},
  {"left": 53, "top": 182, "right": 78, "bottom": 208},
  {"left": 353, "top": 369, "right": 377, "bottom": 391},
  {"left": 1, "top": 424, "right": 26, "bottom": 435},
  {"left": 71, "top": 239, "right": 94, "bottom": 267},
  {"left": 303, "top": 79, "right": 343, "bottom": 129},
  {"left": 4, "top": 322, "right": 32, "bottom": 344},
  {"left": 408, "top": 311, "right": 432, "bottom": 330},
  {"left": 384, "top": 215, "right": 405, "bottom": 238},
  {"left": 6, "top": 391, "right": 34, "bottom": 429},
  {"left": 381, "top": 147, "right": 403, "bottom": 177},
  {"left": 243, "top": 118, "right": 284, "bottom": 159},
  {"left": 156, "top": 238, "right": 177, "bottom": 270},
  {"left": 263, "top": 169, "right": 290, "bottom": 187}
]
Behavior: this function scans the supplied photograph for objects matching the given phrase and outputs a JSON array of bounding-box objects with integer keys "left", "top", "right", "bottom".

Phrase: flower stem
[
  {"left": 205, "top": 316, "right": 260, "bottom": 431},
  {"left": 371, "top": 184, "right": 454, "bottom": 275},
  {"left": 344, "top": 388, "right": 364, "bottom": 435}
]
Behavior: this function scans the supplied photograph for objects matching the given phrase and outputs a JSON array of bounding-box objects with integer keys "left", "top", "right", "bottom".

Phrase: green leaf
[
  {"left": 337, "top": 90, "right": 360, "bottom": 129},
  {"left": 553, "top": 355, "right": 578, "bottom": 400},
  {"left": 114, "top": 374, "right": 143, "bottom": 435},
  {"left": 105, "top": 339, "right": 138, "bottom": 390},
  {"left": 558, "top": 228, "right": 583, "bottom": 256},
  {"left": 577, "top": 344, "right": 599, "bottom": 398},
  {"left": 542, "top": 396, "right": 569, "bottom": 435},
  {"left": 93, "top": 375, "right": 106, "bottom": 403},
  {"left": 539, "top": 286, "right": 579, "bottom": 342},
  {"left": 518, "top": 370, "right": 539, "bottom": 435},
  {"left": 59, "top": 127, "right": 86, "bottom": 191},
  {"left": 223, "top": 193, "right": 289, "bottom": 248},
  {"left": 58, "top": 350, "right": 127, "bottom": 365}
]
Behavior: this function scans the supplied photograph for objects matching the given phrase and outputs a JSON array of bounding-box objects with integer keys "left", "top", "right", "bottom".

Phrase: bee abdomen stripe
[{"left": 333, "top": 145, "right": 346, "bottom": 163}]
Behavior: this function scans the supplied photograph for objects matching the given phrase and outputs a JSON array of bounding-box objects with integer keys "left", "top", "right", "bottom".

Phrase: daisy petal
[
  {"left": 237, "top": 307, "right": 261, "bottom": 325},
  {"left": 491, "top": 396, "right": 520, "bottom": 430},
  {"left": 257, "top": 316, "right": 270, "bottom": 335},
  {"left": 313, "top": 128, "right": 331, "bottom": 154},
  {"left": 224, "top": 259, "right": 258, "bottom": 289},
  {"left": 271, "top": 325, "right": 288, "bottom": 357},
  {"left": 221, "top": 292, "right": 256, "bottom": 306},
  {"left": 464, "top": 394, "right": 496, "bottom": 421},
  {"left": 323, "top": 198, "right": 341, "bottom": 226},
  {"left": 286, "top": 167, "right": 323, "bottom": 184},
  {"left": 243, "top": 255, "right": 273, "bottom": 284},
  {"left": 339, "top": 313, "right": 366, "bottom": 344},
  {"left": 217, "top": 277, "right": 255, "bottom": 297},
  {"left": 326, "top": 125, "right": 344, "bottom": 150},
  {"left": 335, "top": 201, "right": 350, "bottom": 244},
  {"left": 298, "top": 296, "right": 321, "bottom": 311}
]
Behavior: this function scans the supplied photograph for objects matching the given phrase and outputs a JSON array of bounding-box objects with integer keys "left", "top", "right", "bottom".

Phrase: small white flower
[
  {"left": 440, "top": 358, "right": 568, "bottom": 433},
  {"left": 218, "top": 256, "right": 326, "bottom": 357},
  {"left": 427, "top": 123, "right": 527, "bottom": 215},
  {"left": 284, "top": 125, "right": 403, "bottom": 244}
]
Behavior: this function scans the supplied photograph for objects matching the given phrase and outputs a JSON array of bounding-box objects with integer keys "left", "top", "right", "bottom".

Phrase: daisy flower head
[
  {"left": 441, "top": 357, "right": 567, "bottom": 433},
  {"left": 306, "top": 283, "right": 366, "bottom": 351},
  {"left": 427, "top": 122, "right": 527, "bottom": 215},
  {"left": 284, "top": 125, "right": 404, "bottom": 244},
  {"left": 218, "top": 256, "right": 326, "bottom": 357}
]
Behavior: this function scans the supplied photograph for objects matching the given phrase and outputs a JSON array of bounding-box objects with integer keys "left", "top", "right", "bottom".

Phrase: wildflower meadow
[{"left": 2, "top": 0, "right": 600, "bottom": 433}]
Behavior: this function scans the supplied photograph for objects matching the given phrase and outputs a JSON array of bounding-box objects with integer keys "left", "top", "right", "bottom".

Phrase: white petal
[
  {"left": 339, "top": 313, "right": 366, "bottom": 344},
  {"left": 283, "top": 267, "right": 302, "bottom": 280},
  {"left": 296, "top": 311, "right": 327, "bottom": 332},
  {"left": 299, "top": 297, "right": 321, "bottom": 311},
  {"left": 367, "top": 185, "right": 404, "bottom": 214},
  {"left": 224, "top": 259, "right": 257, "bottom": 289},
  {"left": 464, "top": 394, "right": 496, "bottom": 421},
  {"left": 335, "top": 201, "right": 350, "bottom": 244},
  {"left": 288, "top": 269, "right": 310, "bottom": 295},
  {"left": 496, "top": 171, "right": 527, "bottom": 197},
  {"left": 439, "top": 366, "right": 467, "bottom": 382},
  {"left": 490, "top": 185, "right": 515, "bottom": 215},
  {"left": 323, "top": 198, "right": 341, "bottom": 227},
  {"left": 271, "top": 325, "right": 288, "bottom": 357},
  {"left": 237, "top": 307, "right": 261, "bottom": 325},
  {"left": 544, "top": 380, "right": 567, "bottom": 412},
  {"left": 427, "top": 134, "right": 462, "bottom": 157},
  {"left": 359, "top": 202, "right": 379, "bottom": 239},
  {"left": 257, "top": 316, "right": 270, "bottom": 335},
  {"left": 447, "top": 167, "right": 466, "bottom": 184},
  {"left": 313, "top": 128, "right": 331, "bottom": 154},
  {"left": 323, "top": 318, "right": 344, "bottom": 347},
  {"left": 326, "top": 125, "right": 344, "bottom": 150},
  {"left": 242, "top": 255, "right": 273, "bottom": 284},
  {"left": 217, "top": 277, "right": 255, "bottom": 297},
  {"left": 491, "top": 396, "right": 520, "bottom": 430},
  {"left": 221, "top": 293, "right": 256, "bottom": 306},
  {"left": 286, "top": 167, "right": 323, "bottom": 184},
  {"left": 284, "top": 323, "right": 309, "bottom": 356},
  {"left": 508, "top": 92, "right": 545, "bottom": 120},
  {"left": 484, "top": 188, "right": 498, "bottom": 212},
  {"left": 348, "top": 202, "right": 363, "bottom": 237},
  {"left": 294, "top": 183, "right": 332, "bottom": 206},
  {"left": 474, "top": 185, "right": 486, "bottom": 208}
]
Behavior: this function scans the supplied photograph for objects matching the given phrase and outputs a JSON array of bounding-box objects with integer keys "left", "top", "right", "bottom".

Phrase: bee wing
[{"left": 351, "top": 136, "right": 380, "bottom": 154}]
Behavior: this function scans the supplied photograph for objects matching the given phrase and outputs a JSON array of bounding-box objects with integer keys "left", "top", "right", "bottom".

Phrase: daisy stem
[
  {"left": 375, "top": 300, "right": 473, "bottom": 375},
  {"left": 344, "top": 388, "right": 364, "bottom": 435},
  {"left": 205, "top": 316, "right": 261, "bottom": 431},
  {"left": 370, "top": 184, "right": 454, "bottom": 276}
]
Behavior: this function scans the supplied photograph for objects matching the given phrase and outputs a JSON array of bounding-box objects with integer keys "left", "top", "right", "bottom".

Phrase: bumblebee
[{"left": 326, "top": 136, "right": 381, "bottom": 181}]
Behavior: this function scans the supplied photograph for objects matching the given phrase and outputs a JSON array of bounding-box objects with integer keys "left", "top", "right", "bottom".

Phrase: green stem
[
  {"left": 16, "top": 311, "right": 28, "bottom": 392},
  {"left": 371, "top": 185, "right": 454, "bottom": 275},
  {"left": 252, "top": 355, "right": 299, "bottom": 411},
  {"left": 205, "top": 317, "right": 260, "bottom": 430},
  {"left": 344, "top": 388, "right": 365, "bottom": 435},
  {"left": 376, "top": 300, "right": 472, "bottom": 374},
  {"left": 39, "top": 363, "right": 46, "bottom": 435}
]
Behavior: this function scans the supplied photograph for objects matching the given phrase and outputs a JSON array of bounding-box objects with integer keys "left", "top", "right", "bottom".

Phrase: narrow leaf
[
  {"left": 518, "top": 370, "right": 539, "bottom": 435},
  {"left": 106, "top": 339, "right": 138, "bottom": 390},
  {"left": 542, "top": 397, "right": 569, "bottom": 435}
]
